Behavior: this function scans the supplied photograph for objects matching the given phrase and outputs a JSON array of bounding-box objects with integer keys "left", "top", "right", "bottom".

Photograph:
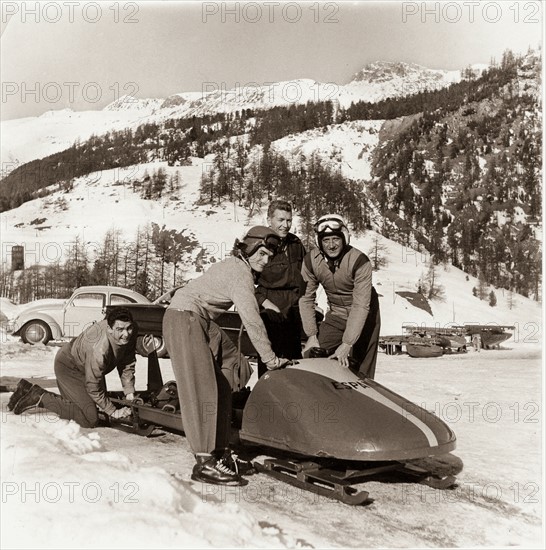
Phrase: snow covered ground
[{"left": 0, "top": 324, "right": 543, "bottom": 548}]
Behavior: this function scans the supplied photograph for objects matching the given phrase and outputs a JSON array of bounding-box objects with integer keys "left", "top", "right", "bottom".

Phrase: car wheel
[{"left": 21, "top": 321, "right": 52, "bottom": 345}]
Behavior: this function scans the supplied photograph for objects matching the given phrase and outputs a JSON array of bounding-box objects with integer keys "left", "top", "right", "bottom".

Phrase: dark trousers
[
  {"left": 40, "top": 350, "right": 103, "bottom": 428},
  {"left": 257, "top": 306, "right": 303, "bottom": 377},
  {"left": 163, "top": 309, "right": 240, "bottom": 455},
  {"left": 318, "top": 289, "right": 381, "bottom": 379}
]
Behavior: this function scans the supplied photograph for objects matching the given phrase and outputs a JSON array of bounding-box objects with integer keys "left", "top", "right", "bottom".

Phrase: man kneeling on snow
[{"left": 8, "top": 307, "right": 138, "bottom": 427}]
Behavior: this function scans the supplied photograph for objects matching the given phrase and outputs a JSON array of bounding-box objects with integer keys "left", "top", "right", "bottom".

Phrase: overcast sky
[{"left": 1, "top": 1, "right": 543, "bottom": 120}]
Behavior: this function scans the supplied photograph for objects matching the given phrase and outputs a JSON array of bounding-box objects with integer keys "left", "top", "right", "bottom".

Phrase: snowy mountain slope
[
  {"left": 103, "top": 96, "right": 165, "bottom": 113},
  {"left": 353, "top": 231, "right": 542, "bottom": 337},
  {"left": 272, "top": 119, "right": 383, "bottom": 181},
  {"left": 1, "top": 108, "right": 157, "bottom": 172},
  {"left": 1, "top": 61, "right": 470, "bottom": 170},
  {"left": 0, "top": 158, "right": 246, "bottom": 268},
  {"left": 340, "top": 61, "right": 464, "bottom": 106},
  {"left": 0, "top": 157, "right": 541, "bottom": 338}
]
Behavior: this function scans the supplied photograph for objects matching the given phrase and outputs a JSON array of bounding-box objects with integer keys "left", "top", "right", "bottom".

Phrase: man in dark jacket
[
  {"left": 299, "top": 214, "right": 381, "bottom": 378},
  {"left": 255, "top": 200, "right": 306, "bottom": 376},
  {"left": 8, "top": 307, "right": 138, "bottom": 426}
]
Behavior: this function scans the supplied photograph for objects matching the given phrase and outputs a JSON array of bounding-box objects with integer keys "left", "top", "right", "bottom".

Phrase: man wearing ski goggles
[
  {"left": 299, "top": 214, "right": 381, "bottom": 377},
  {"left": 313, "top": 217, "right": 346, "bottom": 233},
  {"left": 163, "top": 225, "right": 290, "bottom": 487},
  {"left": 242, "top": 232, "right": 281, "bottom": 254}
]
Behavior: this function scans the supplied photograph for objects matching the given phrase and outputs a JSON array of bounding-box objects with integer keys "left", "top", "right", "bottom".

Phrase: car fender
[{"left": 13, "top": 312, "right": 63, "bottom": 340}]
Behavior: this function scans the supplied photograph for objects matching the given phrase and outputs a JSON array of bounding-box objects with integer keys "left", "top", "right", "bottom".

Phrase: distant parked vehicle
[
  {"left": 379, "top": 323, "right": 514, "bottom": 357},
  {"left": 464, "top": 325, "right": 513, "bottom": 349},
  {"left": 11, "top": 285, "right": 151, "bottom": 345}
]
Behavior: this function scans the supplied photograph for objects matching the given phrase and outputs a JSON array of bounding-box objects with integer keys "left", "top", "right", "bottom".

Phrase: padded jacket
[{"left": 299, "top": 246, "right": 374, "bottom": 346}]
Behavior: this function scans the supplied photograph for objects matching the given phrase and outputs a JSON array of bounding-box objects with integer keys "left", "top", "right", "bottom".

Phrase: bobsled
[
  {"left": 240, "top": 358, "right": 455, "bottom": 461},
  {"left": 108, "top": 354, "right": 460, "bottom": 505}
]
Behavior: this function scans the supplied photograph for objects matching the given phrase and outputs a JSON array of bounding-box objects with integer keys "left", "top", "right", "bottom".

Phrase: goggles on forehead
[
  {"left": 246, "top": 233, "right": 281, "bottom": 252},
  {"left": 314, "top": 218, "right": 345, "bottom": 234}
]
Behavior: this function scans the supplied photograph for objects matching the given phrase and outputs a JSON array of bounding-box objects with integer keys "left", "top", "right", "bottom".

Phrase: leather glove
[
  {"left": 265, "top": 357, "right": 292, "bottom": 371},
  {"left": 111, "top": 407, "right": 132, "bottom": 419}
]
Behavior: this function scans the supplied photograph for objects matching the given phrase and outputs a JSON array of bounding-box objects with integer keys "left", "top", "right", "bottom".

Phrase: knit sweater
[{"left": 169, "top": 256, "right": 275, "bottom": 363}]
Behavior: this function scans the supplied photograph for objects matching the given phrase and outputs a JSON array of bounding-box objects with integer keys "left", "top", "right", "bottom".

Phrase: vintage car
[{"left": 12, "top": 285, "right": 150, "bottom": 345}]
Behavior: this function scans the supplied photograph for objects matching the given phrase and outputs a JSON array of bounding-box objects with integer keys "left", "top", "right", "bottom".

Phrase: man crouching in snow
[
  {"left": 8, "top": 307, "right": 138, "bottom": 427},
  {"left": 163, "top": 226, "right": 291, "bottom": 487}
]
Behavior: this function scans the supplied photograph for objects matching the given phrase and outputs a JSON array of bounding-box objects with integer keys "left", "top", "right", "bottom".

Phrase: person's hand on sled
[
  {"left": 329, "top": 343, "right": 352, "bottom": 368},
  {"left": 302, "top": 335, "right": 320, "bottom": 355},
  {"left": 265, "top": 356, "right": 292, "bottom": 371},
  {"left": 125, "top": 393, "right": 135, "bottom": 401},
  {"left": 111, "top": 406, "right": 132, "bottom": 419}
]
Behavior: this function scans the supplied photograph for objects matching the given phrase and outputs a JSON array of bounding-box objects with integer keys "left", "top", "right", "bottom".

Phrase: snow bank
[
  {"left": 0, "top": 415, "right": 306, "bottom": 549},
  {"left": 0, "top": 298, "right": 21, "bottom": 323},
  {"left": 0, "top": 331, "right": 59, "bottom": 377}
]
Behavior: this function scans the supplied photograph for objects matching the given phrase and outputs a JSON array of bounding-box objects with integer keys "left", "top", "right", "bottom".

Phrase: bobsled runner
[{"left": 105, "top": 350, "right": 461, "bottom": 505}]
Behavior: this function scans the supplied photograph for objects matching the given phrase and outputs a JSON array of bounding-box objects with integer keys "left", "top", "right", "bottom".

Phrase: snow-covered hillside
[
  {"left": 0, "top": 156, "right": 541, "bottom": 339},
  {"left": 1, "top": 61, "right": 471, "bottom": 170},
  {"left": 0, "top": 158, "right": 246, "bottom": 273},
  {"left": 1, "top": 108, "right": 157, "bottom": 172},
  {"left": 272, "top": 120, "right": 382, "bottom": 181}
]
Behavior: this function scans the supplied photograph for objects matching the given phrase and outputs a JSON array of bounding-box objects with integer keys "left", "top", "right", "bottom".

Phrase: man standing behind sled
[
  {"left": 299, "top": 214, "right": 381, "bottom": 378},
  {"left": 8, "top": 307, "right": 138, "bottom": 426},
  {"left": 163, "top": 226, "right": 291, "bottom": 487},
  {"left": 255, "top": 200, "right": 306, "bottom": 377}
]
